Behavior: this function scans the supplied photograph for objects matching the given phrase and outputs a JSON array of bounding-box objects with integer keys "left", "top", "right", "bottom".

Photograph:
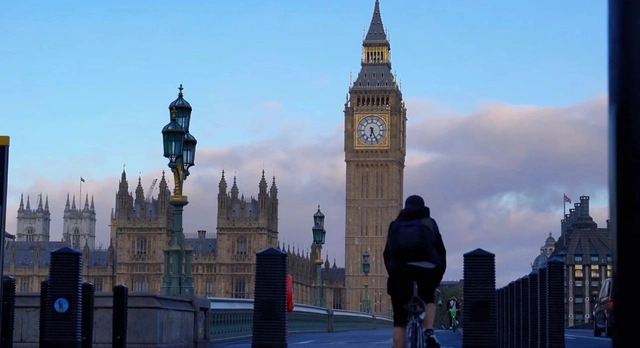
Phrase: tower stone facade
[
  {"left": 16, "top": 194, "right": 51, "bottom": 243},
  {"left": 343, "top": 0, "right": 406, "bottom": 315},
  {"left": 63, "top": 193, "right": 97, "bottom": 250}
]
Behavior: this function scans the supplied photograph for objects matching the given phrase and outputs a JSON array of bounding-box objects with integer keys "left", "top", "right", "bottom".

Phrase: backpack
[{"left": 390, "top": 218, "right": 442, "bottom": 269}]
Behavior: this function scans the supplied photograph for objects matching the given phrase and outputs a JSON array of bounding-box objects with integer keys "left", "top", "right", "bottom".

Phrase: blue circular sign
[{"left": 54, "top": 298, "right": 69, "bottom": 313}]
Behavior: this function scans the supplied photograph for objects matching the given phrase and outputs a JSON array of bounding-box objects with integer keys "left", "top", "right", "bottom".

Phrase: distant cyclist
[
  {"left": 384, "top": 195, "right": 447, "bottom": 348},
  {"left": 447, "top": 295, "right": 460, "bottom": 329}
]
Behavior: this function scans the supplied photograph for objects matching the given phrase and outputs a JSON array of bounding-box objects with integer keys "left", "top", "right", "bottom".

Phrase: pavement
[{"left": 214, "top": 328, "right": 611, "bottom": 347}]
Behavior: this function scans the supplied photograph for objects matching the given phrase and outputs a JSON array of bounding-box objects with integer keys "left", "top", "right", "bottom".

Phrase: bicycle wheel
[{"left": 407, "top": 319, "right": 423, "bottom": 348}]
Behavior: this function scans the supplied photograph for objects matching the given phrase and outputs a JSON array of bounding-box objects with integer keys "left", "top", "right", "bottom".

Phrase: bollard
[
  {"left": 42, "top": 247, "right": 83, "bottom": 348},
  {"left": 39, "top": 280, "right": 48, "bottom": 348},
  {"left": 520, "top": 275, "right": 530, "bottom": 348},
  {"left": 1, "top": 275, "right": 16, "bottom": 348},
  {"left": 462, "top": 248, "right": 497, "bottom": 348},
  {"left": 528, "top": 270, "right": 539, "bottom": 348},
  {"left": 112, "top": 285, "right": 128, "bottom": 348},
  {"left": 252, "top": 248, "right": 288, "bottom": 348},
  {"left": 81, "top": 283, "right": 95, "bottom": 348},
  {"left": 537, "top": 265, "right": 548, "bottom": 348},
  {"left": 546, "top": 257, "right": 565, "bottom": 347},
  {"left": 508, "top": 282, "right": 515, "bottom": 348},
  {"left": 514, "top": 278, "right": 522, "bottom": 348}
]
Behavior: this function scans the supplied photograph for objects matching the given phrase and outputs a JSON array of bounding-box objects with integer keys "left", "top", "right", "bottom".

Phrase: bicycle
[
  {"left": 449, "top": 309, "right": 458, "bottom": 333},
  {"left": 404, "top": 262, "right": 438, "bottom": 348}
]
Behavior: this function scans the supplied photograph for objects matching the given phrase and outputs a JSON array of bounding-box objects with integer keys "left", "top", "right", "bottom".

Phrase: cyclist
[
  {"left": 447, "top": 295, "right": 460, "bottom": 329},
  {"left": 384, "top": 195, "right": 447, "bottom": 348}
]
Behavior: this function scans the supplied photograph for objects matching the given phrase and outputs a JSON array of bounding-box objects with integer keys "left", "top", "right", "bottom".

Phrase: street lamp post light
[
  {"left": 161, "top": 84, "right": 198, "bottom": 296},
  {"left": 362, "top": 251, "right": 371, "bottom": 313},
  {"left": 312, "top": 205, "right": 326, "bottom": 307}
]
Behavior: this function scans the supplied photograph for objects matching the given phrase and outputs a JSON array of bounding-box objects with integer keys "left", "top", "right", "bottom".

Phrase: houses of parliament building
[{"left": 3, "top": 169, "right": 346, "bottom": 309}]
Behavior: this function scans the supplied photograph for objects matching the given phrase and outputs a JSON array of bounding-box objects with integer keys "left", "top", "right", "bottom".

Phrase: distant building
[{"left": 531, "top": 195, "right": 612, "bottom": 327}]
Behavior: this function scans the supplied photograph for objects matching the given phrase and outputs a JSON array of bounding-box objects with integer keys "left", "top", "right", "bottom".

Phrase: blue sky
[
  {"left": 1, "top": 0, "right": 609, "bottom": 283},
  {"left": 2, "top": 0, "right": 606, "bottom": 189}
]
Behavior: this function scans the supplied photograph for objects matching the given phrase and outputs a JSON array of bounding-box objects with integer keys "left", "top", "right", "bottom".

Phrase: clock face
[{"left": 358, "top": 115, "right": 387, "bottom": 145}]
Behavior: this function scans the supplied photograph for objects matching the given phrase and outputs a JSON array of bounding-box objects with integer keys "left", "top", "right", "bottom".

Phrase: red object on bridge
[{"left": 287, "top": 274, "right": 294, "bottom": 312}]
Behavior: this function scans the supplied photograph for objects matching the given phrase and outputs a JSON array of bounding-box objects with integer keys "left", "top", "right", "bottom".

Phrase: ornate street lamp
[
  {"left": 161, "top": 84, "right": 198, "bottom": 296},
  {"left": 312, "top": 205, "right": 326, "bottom": 307},
  {"left": 362, "top": 251, "right": 371, "bottom": 313}
]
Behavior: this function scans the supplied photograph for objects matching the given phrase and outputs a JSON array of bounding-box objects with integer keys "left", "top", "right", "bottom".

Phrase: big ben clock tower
[{"left": 344, "top": 0, "right": 406, "bottom": 315}]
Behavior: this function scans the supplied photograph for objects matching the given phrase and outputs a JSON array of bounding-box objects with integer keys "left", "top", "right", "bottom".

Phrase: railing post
[
  {"left": 252, "top": 248, "right": 287, "bottom": 348},
  {"left": 500, "top": 287, "right": 508, "bottom": 348},
  {"left": 528, "top": 270, "right": 539, "bottom": 348},
  {"left": 508, "top": 281, "right": 515, "bottom": 348},
  {"left": 39, "top": 280, "right": 48, "bottom": 348},
  {"left": 42, "top": 247, "right": 83, "bottom": 348},
  {"left": 514, "top": 278, "right": 522, "bottom": 348},
  {"left": 520, "top": 275, "right": 530, "bottom": 348},
  {"left": 496, "top": 288, "right": 502, "bottom": 348},
  {"left": 81, "top": 282, "right": 94, "bottom": 348},
  {"left": 462, "top": 248, "right": 497, "bottom": 348},
  {"left": 537, "top": 265, "right": 548, "bottom": 348},
  {"left": 112, "top": 285, "right": 128, "bottom": 348},
  {"left": 1, "top": 275, "right": 16, "bottom": 348},
  {"left": 546, "top": 257, "right": 565, "bottom": 347}
]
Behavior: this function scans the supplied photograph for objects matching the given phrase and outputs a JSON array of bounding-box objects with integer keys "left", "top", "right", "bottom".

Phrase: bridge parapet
[{"left": 209, "top": 297, "right": 392, "bottom": 343}]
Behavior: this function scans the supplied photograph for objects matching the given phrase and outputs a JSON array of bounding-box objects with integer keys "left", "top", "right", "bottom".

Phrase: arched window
[
  {"left": 72, "top": 227, "right": 80, "bottom": 249},
  {"left": 25, "top": 227, "right": 35, "bottom": 242},
  {"left": 136, "top": 238, "right": 148, "bottom": 255},
  {"left": 235, "top": 238, "right": 248, "bottom": 257}
]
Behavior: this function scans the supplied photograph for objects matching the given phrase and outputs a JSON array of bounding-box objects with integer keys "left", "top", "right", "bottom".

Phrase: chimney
[{"left": 580, "top": 196, "right": 590, "bottom": 217}]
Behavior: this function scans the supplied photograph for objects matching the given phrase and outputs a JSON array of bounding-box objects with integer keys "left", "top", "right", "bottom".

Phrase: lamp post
[
  {"left": 160, "top": 84, "right": 198, "bottom": 296},
  {"left": 362, "top": 251, "right": 371, "bottom": 313},
  {"left": 312, "top": 205, "right": 326, "bottom": 307}
]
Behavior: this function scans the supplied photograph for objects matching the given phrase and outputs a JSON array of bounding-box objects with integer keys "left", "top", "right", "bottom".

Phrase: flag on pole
[
  {"left": 564, "top": 194, "right": 571, "bottom": 204},
  {"left": 80, "top": 177, "right": 85, "bottom": 183}
]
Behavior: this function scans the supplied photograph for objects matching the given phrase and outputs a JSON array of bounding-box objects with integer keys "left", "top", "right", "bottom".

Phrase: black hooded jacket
[{"left": 383, "top": 204, "right": 447, "bottom": 277}]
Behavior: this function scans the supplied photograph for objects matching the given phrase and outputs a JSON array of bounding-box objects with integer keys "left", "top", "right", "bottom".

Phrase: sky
[{"left": 1, "top": 0, "right": 608, "bottom": 287}]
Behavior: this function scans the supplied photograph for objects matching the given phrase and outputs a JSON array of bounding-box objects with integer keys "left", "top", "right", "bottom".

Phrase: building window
[
  {"left": 574, "top": 280, "right": 583, "bottom": 287},
  {"left": 575, "top": 314, "right": 585, "bottom": 324},
  {"left": 575, "top": 297, "right": 584, "bottom": 304},
  {"left": 25, "top": 227, "right": 36, "bottom": 242},
  {"left": 133, "top": 277, "right": 149, "bottom": 292},
  {"left": 205, "top": 279, "right": 214, "bottom": 297},
  {"left": 574, "top": 255, "right": 583, "bottom": 262},
  {"left": 72, "top": 227, "right": 81, "bottom": 249},
  {"left": 591, "top": 280, "right": 600, "bottom": 288},
  {"left": 333, "top": 290, "right": 343, "bottom": 309},
  {"left": 233, "top": 278, "right": 248, "bottom": 298},
  {"left": 20, "top": 279, "right": 29, "bottom": 292},
  {"left": 235, "top": 238, "right": 248, "bottom": 257},
  {"left": 606, "top": 256, "right": 612, "bottom": 262},
  {"left": 93, "top": 278, "right": 103, "bottom": 292},
  {"left": 574, "top": 265, "right": 583, "bottom": 278},
  {"left": 591, "top": 269, "right": 600, "bottom": 279},
  {"left": 136, "top": 237, "right": 148, "bottom": 256},
  {"left": 591, "top": 256, "right": 599, "bottom": 262},
  {"left": 606, "top": 265, "right": 612, "bottom": 278}
]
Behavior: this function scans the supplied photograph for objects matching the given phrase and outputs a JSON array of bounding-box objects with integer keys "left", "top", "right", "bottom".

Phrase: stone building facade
[
  {"left": 4, "top": 168, "right": 346, "bottom": 309},
  {"left": 530, "top": 195, "right": 612, "bottom": 327}
]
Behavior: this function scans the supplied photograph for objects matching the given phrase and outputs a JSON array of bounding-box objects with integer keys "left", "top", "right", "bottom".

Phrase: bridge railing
[{"left": 209, "top": 297, "right": 393, "bottom": 343}]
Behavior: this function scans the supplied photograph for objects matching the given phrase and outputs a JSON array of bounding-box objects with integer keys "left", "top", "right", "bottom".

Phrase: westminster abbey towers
[{"left": 344, "top": 0, "right": 406, "bottom": 315}]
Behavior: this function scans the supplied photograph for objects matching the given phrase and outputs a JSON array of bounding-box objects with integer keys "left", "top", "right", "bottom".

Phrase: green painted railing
[{"left": 209, "top": 297, "right": 393, "bottom": 343}]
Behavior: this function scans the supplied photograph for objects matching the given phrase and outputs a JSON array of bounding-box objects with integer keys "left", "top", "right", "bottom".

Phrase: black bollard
[
  {"left": 81, "top": 283, "right": 94, "bottom": 348},
  {"left": 514, "top": 278, "right": 522, "bottom": 348},
  {"left": 528, "top": 271, "right": 539, "bottom": 348},
  {"left": 462, "top": 248, "right": 497, "bottom": 348},
  {"left": 520, "top": 275, "right": 530, "bottom": 348},
  {"left": 1, "top": 275, "right": 16, "bottom": 348},
  {"left": 537, "top": 265, "right": 548, "bottom": 348},
  {"left": 252, "top": 248, "right": 288, "bottom": 348},
  {"left": 546, "top": 257, "right": 565, "bottom": 347},
  {"left": 42, "top": 247, "right": 83, "bottom": 348},
  {"left": 112, "top": 285, "right": 128, "bottom": 348},
  {"left": 39, "top": 280, "right": 48, "bottom": 348},
  {"left": 508, "top": 282, "right": 515, "bottom": 348}
]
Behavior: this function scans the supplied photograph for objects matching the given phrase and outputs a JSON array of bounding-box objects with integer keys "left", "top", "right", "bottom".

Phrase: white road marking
[{"left": 295, "top": 340, "right": 316, "bottom": 344}]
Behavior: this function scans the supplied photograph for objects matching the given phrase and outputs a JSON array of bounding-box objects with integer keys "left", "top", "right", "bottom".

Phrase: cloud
[
  {"left": 255, "top": 100, "right": 285, "bottom": 111},
  {"left": 5, "top": 95, "right": 608, "bottom": 287}
]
